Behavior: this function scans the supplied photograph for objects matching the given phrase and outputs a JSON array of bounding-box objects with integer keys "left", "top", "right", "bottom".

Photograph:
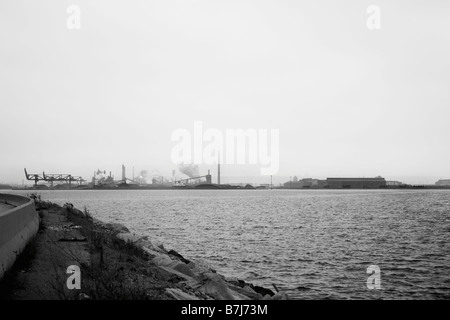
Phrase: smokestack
[
  {"left": 218, "top": 151, "right": 221, "bottom": 185},
  {"left": 122, "top": 165, "right": 126, "bottom": 181},
  {"left": 206, "top": 169, "right": 212, "bottom": 184}
]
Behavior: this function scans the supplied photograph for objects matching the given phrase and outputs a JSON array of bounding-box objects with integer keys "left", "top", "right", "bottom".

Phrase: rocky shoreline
[
  {"left": 1, "top": 197, "right": 287, "bottom": 300},
  {"left": 109, "top": 222, "right": 287, "bottom": 300}
]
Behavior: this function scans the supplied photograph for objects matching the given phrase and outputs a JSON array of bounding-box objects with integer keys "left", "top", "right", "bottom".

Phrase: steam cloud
[
  {"left": 139, "top": 170, "right": 148, "bottom": 178},
  {"left": 178, "top": 164, "right": 199, "bottom": 178},
  {"left": 137, "top": 170, "right": 148, "bottom": 183}
]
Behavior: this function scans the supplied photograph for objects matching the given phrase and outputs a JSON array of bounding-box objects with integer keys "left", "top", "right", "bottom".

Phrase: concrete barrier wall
[{"left": 0, "top": 193, "right": 39, "bottom": 280}]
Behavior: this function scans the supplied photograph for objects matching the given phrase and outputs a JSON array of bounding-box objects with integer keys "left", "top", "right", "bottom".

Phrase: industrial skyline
[
  {"left": 1, "top": 162, "right": 450, "bottom": 187},
  {"left": 5, "top": 163, "right": 448, "bottom": 190}
]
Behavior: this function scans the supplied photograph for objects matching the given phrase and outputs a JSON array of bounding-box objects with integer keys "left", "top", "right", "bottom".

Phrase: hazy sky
[{"left": 1, "top": 0, "right": 449, "bottom": 185}]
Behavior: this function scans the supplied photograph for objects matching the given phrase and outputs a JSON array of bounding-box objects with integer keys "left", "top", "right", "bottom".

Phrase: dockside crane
[{"left": 24, "top": 168, "right": 86, "bottom": 187}]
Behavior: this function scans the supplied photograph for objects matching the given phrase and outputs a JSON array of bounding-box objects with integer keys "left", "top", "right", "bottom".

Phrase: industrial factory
[
  {"left": 20, "top": 161, "right": 228, "bottom": 190},
  {"left": 88, "top": 164, "right": 218, "bottom": 189},
  {"left": 281, "top": 176, "right": 450, "bottom": 189},
  {"left": 283, "top": 176, "right": 388, "bottom": 189},
  {"left": 13, "top": 166, "right": 450, "bottom": 190}
]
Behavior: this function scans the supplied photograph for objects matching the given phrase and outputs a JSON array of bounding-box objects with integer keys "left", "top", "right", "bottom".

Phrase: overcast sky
[{"left": 1, "top": 0, "right": 449, "bottom": 185}]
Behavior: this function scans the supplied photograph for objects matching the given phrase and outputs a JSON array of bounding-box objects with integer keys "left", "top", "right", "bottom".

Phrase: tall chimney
[
  {"left": 122, "top": 165, "right": 126, "bottom": 182},
  {"left": 218, "top": 151, "right": 221, "bottom": 185}
]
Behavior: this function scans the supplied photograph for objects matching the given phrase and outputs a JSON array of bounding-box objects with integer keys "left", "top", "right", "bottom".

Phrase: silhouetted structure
[
  {"left": 326, "top": 177, "right": 386, "bottom": 189},
  {"left": 283, "top": 178, "right": 325, "bottom": 189},
  {"left": 174, "top": 170, "right": 212, "bottom": 186},
  {"left": 435, "top": 179, "right": 450, "bottom": 186},
  {"left": 24, "top": 168, "right": 85, "bottom": 187}
]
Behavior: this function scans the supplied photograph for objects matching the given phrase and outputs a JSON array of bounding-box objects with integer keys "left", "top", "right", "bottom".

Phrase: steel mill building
[
  {"left": 283, "top": 177, "right": 387, "bottom": 189},
  {"left": 325, "top": 177, "right": 387, "bottom": 189},
  {"left": 435, "top": 179, "right": 450, "bottom": 186}
]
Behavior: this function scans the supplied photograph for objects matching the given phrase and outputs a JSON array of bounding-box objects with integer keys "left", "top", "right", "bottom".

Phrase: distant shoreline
[{"left": 7, "top": 184, "right": 450, "bottom": 191}]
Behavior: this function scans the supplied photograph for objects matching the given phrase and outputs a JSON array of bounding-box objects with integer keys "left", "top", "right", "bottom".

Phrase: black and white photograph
[{"left": 0, "top": 0, "right": 449, "bottom": 313}]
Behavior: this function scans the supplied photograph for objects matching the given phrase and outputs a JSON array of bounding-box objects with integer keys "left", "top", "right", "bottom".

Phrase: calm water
[{"left": 5, "top": 189, "right": 450, "bottom": 299}]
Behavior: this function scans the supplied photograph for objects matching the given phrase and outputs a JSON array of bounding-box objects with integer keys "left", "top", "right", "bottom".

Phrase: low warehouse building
[
  {"left": 326, "top": 177, "right": 387, "bottom": 189},
  {"left": 435, "top": 179, "right": 450, "bottom": 186}
]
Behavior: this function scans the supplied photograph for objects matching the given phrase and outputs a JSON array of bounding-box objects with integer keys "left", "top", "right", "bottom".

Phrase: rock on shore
[{"left": 112, "top": 228, "right": 288, "bottom": 300}]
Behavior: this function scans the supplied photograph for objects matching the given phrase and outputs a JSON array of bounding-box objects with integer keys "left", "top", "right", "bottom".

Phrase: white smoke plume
[
  {"left": 178, "top": 163, "right": 200, "bottom": 178},
  {"left": 140, "top": 170, "right": 148, "bottom": 179},
  {"left": 137, "top": 170, "right": 148, "bottom": 183}
]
